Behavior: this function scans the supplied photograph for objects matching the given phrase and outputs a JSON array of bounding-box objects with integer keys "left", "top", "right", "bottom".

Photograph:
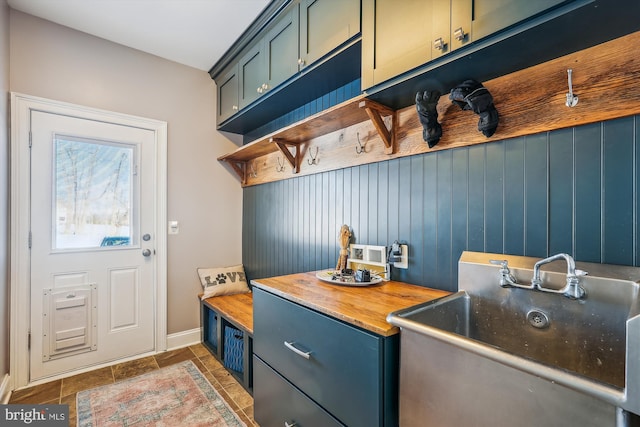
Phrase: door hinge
[
  {"left": 28, "top": 330, "right": 31, "bottom": 350},
  {"left": 28, "top": 231, "right": 32, "bottom": 249},
  {"left": 29, "top": 131, "right": 32, "bottom": 148}
]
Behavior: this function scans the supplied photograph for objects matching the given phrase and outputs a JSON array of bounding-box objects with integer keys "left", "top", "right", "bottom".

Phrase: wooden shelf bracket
[
  {"left": 226, "top": 160, "right": 248, "bottom": 185},
  {"left": 271, "top": 137, "right": 301, "bottom": 173},
  {"left": 359, "top": 99, "right": 397, "bottom": 155},
  {"left": 224, "top": 159, "right": 258, "bottom": 184}
]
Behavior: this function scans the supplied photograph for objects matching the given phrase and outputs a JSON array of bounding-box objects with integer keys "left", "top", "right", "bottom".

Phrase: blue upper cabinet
[
  {"left": 212, "top": 0, "right": 362, "bottom": 134},
  {"left": 211, "top": 0, "right": 640, "bottom": 136},
  {"left": 363, "top": 0, "right": 640, "bottom": 110},
  {"left": 362, "top": 0, "right": 574, "bottom": 92},
  {"left": 472, "top": 0, "right": 567, "bottom": 40},
  {"left": 239, "top": 5, "right": 299, "bottom": 109},
  {"left": 361, "top": 0, "right": 472, "bottom": 89},
  {"left": 299, "top": 0, "right": 360, "bottom": 67},
  {"left": 238, "top": 41, "right": 266, "bottom": 109},
  {"left": 265, "top": 6, "right": 299, "bottom": 91},
  {"left": 216, "top": 63, "right": 239, "bottom": 124}
]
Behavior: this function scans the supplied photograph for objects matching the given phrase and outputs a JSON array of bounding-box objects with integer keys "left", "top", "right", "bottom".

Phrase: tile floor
[{"left": 8, "top": 343, "right": 258, "bottom": 427}]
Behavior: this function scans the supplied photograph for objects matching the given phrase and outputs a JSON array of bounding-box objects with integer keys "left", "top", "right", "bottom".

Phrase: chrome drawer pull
[
  {"left": 284, "top": 341, "right": 311, "bottom": 359},
  {"left": 284, "top": 422, "right": 297, "bottom": 427}
]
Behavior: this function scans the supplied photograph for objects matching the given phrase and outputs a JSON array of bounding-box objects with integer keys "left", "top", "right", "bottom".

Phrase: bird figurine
[{"left": 335, "top": 224, "right": 352, "bottom": 272}]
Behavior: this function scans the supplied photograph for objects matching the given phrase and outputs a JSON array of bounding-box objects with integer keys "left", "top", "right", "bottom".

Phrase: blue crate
[
  {"left": 205, "top": 309, "right": 218, "bottom": 351},
  {"left": 223, "top": 325, "right": 244, "bottom": 373}
]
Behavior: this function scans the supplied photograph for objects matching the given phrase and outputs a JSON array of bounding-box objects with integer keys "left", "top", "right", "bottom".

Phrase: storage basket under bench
[{"left": 200, "top": 292, "right": 253, "bottom": 392}]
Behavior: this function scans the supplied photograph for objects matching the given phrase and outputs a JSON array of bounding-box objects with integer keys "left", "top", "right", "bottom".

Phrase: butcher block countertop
[{"left": 251, "top": 271, "right": 450, "bottom": 336}]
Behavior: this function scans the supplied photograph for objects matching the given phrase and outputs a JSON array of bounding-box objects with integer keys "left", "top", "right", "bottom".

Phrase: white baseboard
[
  {"left": 166, "top": 327, "right": 201, "bottom": 350},
  {"left": 1, "top": 373, "right": 10, "bottom": 404}
]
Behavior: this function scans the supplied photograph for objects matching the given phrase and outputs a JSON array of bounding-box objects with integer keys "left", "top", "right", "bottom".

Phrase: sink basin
[
  {"left": 405, "top": 283, "right": 631, "bottom": 388},
  {"left": 388, "top": 251, "right": 640, "bottom": 427}
]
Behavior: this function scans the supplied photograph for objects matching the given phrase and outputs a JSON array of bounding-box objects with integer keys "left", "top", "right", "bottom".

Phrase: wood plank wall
[{"left": 240, "top": 31, "right": 640, "bottom": 290}]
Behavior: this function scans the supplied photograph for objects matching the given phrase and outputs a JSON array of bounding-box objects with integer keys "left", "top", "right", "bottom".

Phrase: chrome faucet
[
  {"left": 489, "top": 259, "right": 522, "bottom": 288},
  {"left": 490, "top": 254, "right": 587, "bottom": 299},
  {"left": 531, "top": 253, "right": 587, "bottom": 299}
]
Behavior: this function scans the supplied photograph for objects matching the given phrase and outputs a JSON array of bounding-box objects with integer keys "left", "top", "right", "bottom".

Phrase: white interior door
[{"left": 10, "top": 93, "right": 167, "bottom": 386}]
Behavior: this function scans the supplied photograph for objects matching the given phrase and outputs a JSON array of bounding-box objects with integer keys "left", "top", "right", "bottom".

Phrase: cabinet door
[
  {"left": 362, "top": 0, "right": 434, "bottom": 89},
  {"left": 238, "top": 42, "right": 266, "bottom": 109},
  {"left": 431, "top": 0, "right": 451, "bottom": 59},
  {"left": 254, "top": 288, "right": 383, "bottom": 427},
  {"left": 217, "top": 63, "right": 239, "bottom": 124},
  {"left": 450, "top": 0, "right": 472, "bottom": 51},
  {"left": 472, "top": 0, "right": 568, "bottom": 40},
  {"left": 300, "top": 0, "right": 360, "bottom": 68},
  {"left": 254, "top": 356, "right": 345, "bottom": 427},
  {"left": 264, "top": 5, "right": 299, "bottom": 90}
]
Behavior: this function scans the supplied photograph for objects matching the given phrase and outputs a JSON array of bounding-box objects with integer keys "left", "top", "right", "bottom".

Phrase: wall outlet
[{"left": 394, "top": 244, "right": 409, "bottom": 269}]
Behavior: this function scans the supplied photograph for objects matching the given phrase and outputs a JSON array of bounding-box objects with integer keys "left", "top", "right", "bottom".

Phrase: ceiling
[{"left": 7, "top": 0, "right": 271, "bottom": 71}]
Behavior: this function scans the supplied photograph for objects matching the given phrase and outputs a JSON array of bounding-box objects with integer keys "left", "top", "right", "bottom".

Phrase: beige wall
[
  {"left": 1, "top": 0, "right": 10, "bottom": 382},
  {"left": 9, "top": 10, "right": 243, "bottom": 335}
]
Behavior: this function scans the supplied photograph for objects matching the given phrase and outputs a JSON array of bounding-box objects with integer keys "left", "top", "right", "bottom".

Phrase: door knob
[{"left": 142, "top": 249, "right": 151, "bottom": 257}]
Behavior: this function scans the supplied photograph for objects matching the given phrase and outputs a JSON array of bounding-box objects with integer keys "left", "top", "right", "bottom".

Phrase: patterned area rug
[{"left": 77, "top": 360, "right": 246, "bottom": 426}]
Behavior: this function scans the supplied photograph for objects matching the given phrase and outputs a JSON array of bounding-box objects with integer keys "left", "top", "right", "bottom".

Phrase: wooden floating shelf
[{"left": 217, "top": 95, "right": 396, "bottom": 184}]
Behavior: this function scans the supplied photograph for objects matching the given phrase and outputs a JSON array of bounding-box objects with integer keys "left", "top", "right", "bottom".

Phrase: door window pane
[{"left": 54, "top": 135, "right": 136, "bottom": 250}]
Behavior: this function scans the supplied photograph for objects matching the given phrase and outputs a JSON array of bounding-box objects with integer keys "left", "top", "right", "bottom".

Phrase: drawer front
[
  {"left": 254, "top": 356, "right": 344, "bottom": 427},
  {"left": 253, "top": 288, "right": 382, "bottom": 427}
]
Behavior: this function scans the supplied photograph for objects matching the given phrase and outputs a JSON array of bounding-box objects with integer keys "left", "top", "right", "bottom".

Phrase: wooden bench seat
[
  {"left": 202, "top": 292, "right": 253, "bottom": 334},
  {"left": 200, "top": 292, "right": 253, "bottom": 392}
]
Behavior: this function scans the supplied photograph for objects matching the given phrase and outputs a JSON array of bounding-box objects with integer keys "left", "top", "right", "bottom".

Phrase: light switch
[{"left": 168, "top": 221, "right": 179, "bottom": 234}]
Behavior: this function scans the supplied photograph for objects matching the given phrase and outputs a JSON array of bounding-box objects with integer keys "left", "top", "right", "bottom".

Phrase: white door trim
[{"left": 9, "top": 93, "right": 168, "bottom": 389}]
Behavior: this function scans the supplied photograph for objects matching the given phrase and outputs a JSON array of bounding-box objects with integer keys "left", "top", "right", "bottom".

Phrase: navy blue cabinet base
[{"left": 253, "top": 287, "right": 399, "bottom": 427}]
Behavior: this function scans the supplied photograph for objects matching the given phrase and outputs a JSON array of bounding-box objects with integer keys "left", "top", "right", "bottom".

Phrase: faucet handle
[
  {"left": 489, "top": 259, "right": 509, "bottom": 270},
  {"left": 564, "top": 268, "right": 587, "bottom": 299},
  {"left": 490, "top": 259, "right": 520, "bottom": 287},
  {"left": 575, "top": 269, "right": 588, "bottom": 277}
]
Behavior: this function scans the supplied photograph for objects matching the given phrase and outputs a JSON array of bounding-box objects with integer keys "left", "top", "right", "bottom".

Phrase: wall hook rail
[
  {"left": 355, "top": 132, "right": 366, "bottom": 154},
  {"left": 307, "top": 147, "right": 319, "bottom": 165},
  {"left": 248, "top": 162, "right": 257, "bottom": 178},
  {"left": 276, "top": 156, "right": 285, "bottom": 173},
  {"left": 566, "top": 69, "right": 578, "bottom": 107}
]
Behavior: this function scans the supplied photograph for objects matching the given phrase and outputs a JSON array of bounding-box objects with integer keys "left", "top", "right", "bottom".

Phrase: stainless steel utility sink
[{"left": 388, "top": 251, "right": 640, "bottom": 427}]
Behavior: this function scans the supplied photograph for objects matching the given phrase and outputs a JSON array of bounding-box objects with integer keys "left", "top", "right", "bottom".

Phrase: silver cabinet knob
[
  {"left": 454, "top": 27, "right": 466, "bottom": 42},
  {"left": 142, "top": 249, "right": 151, "bottom": 257},
  {"left": 297, "top": 58, "right": 305, "bottom": 66},
  {"left": 232, "top": 105, "right": 238, "bottom": 110},
  {"left": 434, "top": 38, "right": 445, "bottom": 51}
]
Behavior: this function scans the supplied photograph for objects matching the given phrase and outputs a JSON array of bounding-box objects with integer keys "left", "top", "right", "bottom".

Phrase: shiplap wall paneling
[{"left": 243, "top": 115, "right": 640, "bottom": 292}]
